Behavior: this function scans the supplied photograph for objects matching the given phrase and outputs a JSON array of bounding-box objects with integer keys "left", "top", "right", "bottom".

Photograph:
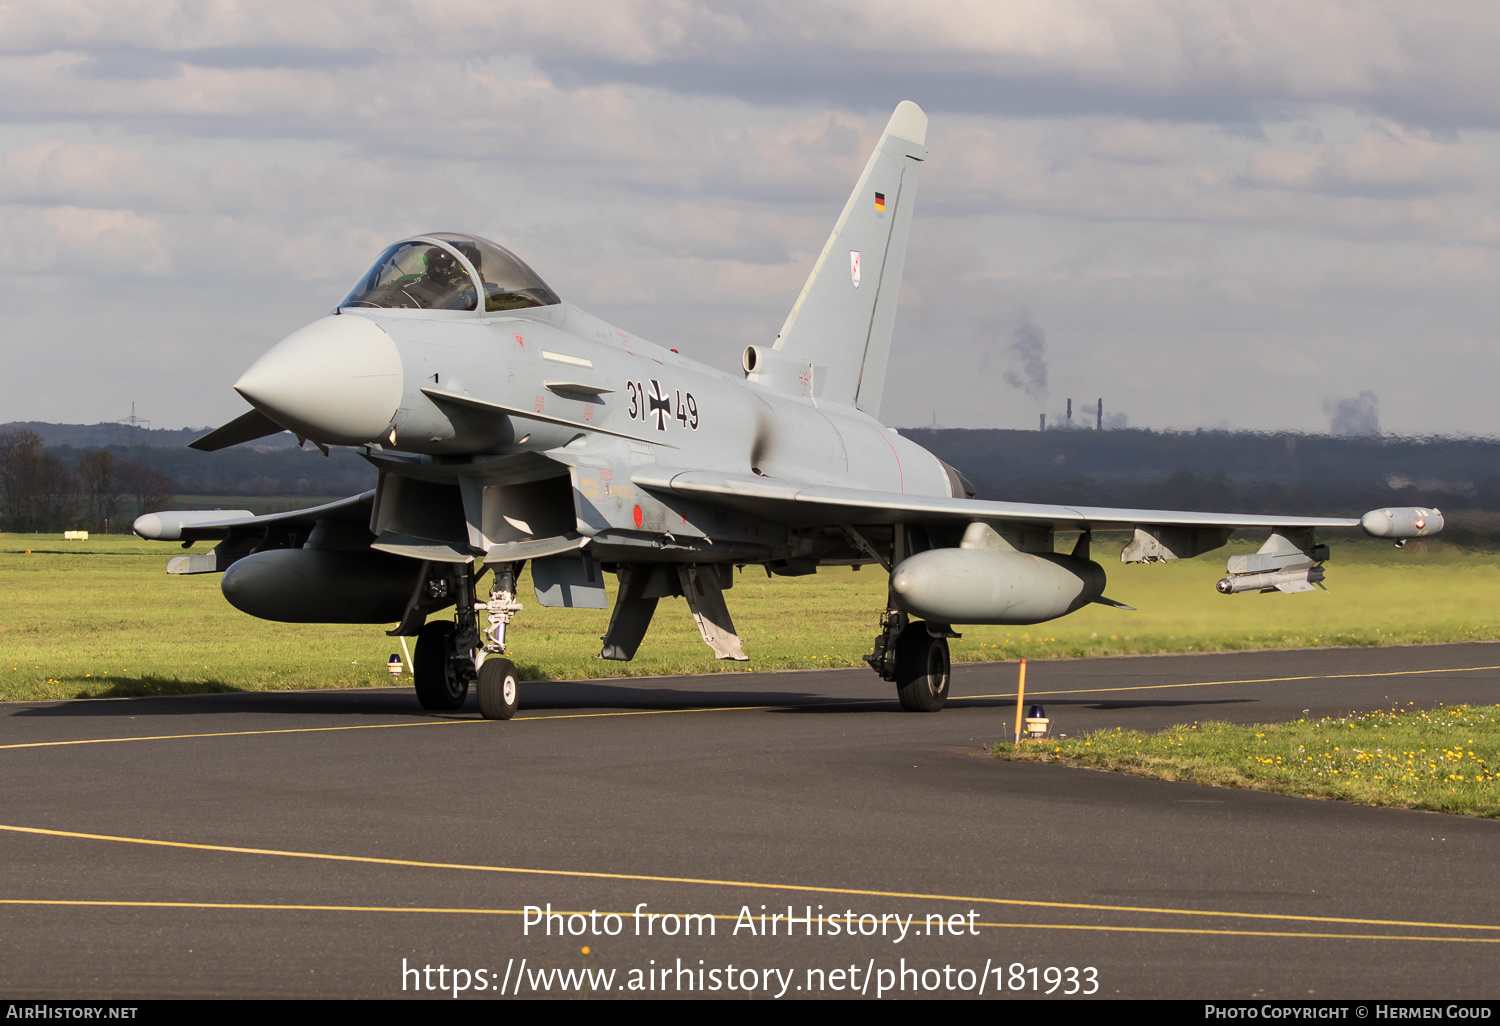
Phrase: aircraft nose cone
[{"left": 235, "top": 315, "right": 403, "bottom": 446}]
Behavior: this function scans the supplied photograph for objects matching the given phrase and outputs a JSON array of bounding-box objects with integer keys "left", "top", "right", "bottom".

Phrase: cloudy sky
[{"left": 3, "top": 1, "right": 1499, "bottom": 436}]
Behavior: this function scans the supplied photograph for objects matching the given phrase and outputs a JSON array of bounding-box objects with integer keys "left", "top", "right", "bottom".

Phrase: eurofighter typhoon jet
[{"left": 135, "top": 102, "right": 1443, "bottom": 719}]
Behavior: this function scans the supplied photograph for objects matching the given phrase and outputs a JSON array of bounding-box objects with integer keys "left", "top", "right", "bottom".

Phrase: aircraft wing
[
  {"left": 133, "top": 490, "right": 374, "bottom": 543},
  {"left": 632, "top": 468, "right": 1362, "bottom": 532}
]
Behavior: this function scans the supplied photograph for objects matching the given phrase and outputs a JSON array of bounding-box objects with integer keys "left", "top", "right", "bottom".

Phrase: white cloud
[
  {"left": 1247, "top": 124, "right": 1485, "bottom": 195},
  {"left": 1, "top": 2, "right": 1499, "bottom": 435},
  {"left": 0, "top": 203, "right": 173, "bottom": 276},
  {"left": 1085, "top": 120, "right": 1189, "bottom": 164}
]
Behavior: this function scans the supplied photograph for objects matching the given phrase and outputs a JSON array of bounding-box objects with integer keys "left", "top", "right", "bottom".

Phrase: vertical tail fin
[{"left": 771, "top": 101, "right": 926, "bottom": 419}]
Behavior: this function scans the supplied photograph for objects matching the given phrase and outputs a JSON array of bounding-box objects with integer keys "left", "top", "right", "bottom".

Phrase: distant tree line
[
  {"left": 1, "top": 431, "right": 378, "bottom": 533},
  {"left": 11, "top": 420, "right": 1499, "bottom": 534},
  {"left": 901, "top": 428, "right": 1500, "bottom": 518},
  {"left": 0, "top": 429, "right": 174, "bottom": 533},
  {"left": 46, "top": 442, "right": 377, "bottom": 500}
]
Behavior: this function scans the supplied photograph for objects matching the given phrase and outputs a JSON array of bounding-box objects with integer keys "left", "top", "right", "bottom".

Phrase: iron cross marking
[{"left": 648, "top": 379, "right": 671, "bottom": 430}]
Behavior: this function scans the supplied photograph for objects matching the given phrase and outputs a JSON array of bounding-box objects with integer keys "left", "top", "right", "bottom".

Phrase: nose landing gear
[
  {"left": 411, "top": 561, "right": 524, "bottom": 718},
  {"left": 476, "top": 563, "right": 522, "bottom": 720}
]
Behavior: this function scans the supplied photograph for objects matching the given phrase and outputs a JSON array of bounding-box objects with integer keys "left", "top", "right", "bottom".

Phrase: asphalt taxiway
[{"left": 2, "top": 643, "right": 1497, "bottom": 999}]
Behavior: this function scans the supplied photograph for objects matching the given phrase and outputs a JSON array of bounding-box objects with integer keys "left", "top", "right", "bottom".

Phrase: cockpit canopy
[{"left": 339, "top": 233, "right": 561, "bottom": 313}]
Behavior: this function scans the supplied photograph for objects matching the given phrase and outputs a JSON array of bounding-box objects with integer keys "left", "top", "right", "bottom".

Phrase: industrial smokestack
[
  {"left": 1066, "top": 398, "right": 1072, "bottom": 424},
  {"left": 1097, "top": 398, "right": 1102, "bottom": 430},
  {"left": 1039, "top": 413, "right": 1046, "bottom": 432}
]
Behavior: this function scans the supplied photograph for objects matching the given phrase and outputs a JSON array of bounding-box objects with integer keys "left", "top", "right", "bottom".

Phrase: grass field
[
  {"left": 2, "top": 530, "right": 1498, "bottom": 702},
  {"left": 992, "top": 704, "right": 1500, "bottom": 818}
]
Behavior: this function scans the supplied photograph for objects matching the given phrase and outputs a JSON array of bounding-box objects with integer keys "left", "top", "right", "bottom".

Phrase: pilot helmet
[{"left": 424, "top": 247, "right": 460, "bottom": 281}]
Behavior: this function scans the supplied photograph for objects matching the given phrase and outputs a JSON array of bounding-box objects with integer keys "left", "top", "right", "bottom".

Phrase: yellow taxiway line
[
  {"left": 2, "top": 822, "right": 1497, "bottom": 938},
  {"left": 952, "top": 662, "right": 1500, "bottom": 702},
  {"left": 4, "top": 663, "right": 1497, "bottom": 753},
  {"left": 0, "top": 899, "right": 1492, "bottom": 943},
  {"left": 0, "top": 704, "right": 766, "bottom": 751}
]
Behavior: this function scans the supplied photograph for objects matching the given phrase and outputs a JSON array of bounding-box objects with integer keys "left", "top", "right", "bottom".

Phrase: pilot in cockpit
[
  {"left": 405, "top": 247, "right": 473, "bottom": 308},
  {"left": 339, "top": 233, "right": 562, "bottom": 313}
]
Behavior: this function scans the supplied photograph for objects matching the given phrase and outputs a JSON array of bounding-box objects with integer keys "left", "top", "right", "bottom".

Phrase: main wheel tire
[
  {"left": 894, "top": 622, "right": 950, "bottom": 712},
  {"left": 477, "top": 657, "right": 520, "bottom": 720},
  {"left": 413, "top": 620, "right": 468, "bottom": 711}
]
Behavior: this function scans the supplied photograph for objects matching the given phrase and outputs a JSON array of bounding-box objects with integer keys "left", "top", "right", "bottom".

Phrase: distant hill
[
  {"left": 14, "top": 421, "right": 1497, "bottom": 524},
  {"left": 11, "top": 422, "right": 370, "bottom": 502},
  {"left": 4, "top": 420, "right": 298, "bottom": 450},
  {"left": 897, "top": 427, "right": 1500, "bottom": 521},
  {"left": 42, "top": 441, "right": 377, "bottom": 500}
]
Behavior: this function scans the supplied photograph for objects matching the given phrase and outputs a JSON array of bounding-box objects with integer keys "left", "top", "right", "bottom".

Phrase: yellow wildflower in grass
[{"left": 993, "top": 703, "right": 1499, "bottom": 818}]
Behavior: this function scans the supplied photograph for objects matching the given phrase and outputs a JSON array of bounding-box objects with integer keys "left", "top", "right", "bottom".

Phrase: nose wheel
[{"left": 477, "top": 657, "right": 519, "bottom": 720}]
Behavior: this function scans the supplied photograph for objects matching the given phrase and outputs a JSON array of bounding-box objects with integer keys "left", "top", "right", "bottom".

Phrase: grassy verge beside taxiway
[
  {"left": 991, "top": 704, "right": 1500, "bottom": 818},
  {"left": 2, "top": 530, "right": 1499, "bottom": 701}
]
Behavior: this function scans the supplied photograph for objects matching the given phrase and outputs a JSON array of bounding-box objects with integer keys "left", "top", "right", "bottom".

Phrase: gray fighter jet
[{"left": 135, "top": 102, "right": 1443, "bottom": 718}]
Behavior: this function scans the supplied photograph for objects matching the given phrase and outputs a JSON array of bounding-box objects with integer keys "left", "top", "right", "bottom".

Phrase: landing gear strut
[
  {"left": 862, "top": 521, "right": 950, "bottom": 713},
  {"left": 864, "top": 608, "right": 908, "bottom": 682},
  {"left": 865, "top": 609, "right": 950, "bottom": 712},
  {"left": 414, "top": 565, "right": 480, "bottom": 711},
  {"left": 411, "top": 561, "right": 524, "bottom": 718},
  {"left": 476, "top": 562, "right": 522, "bottom": 720}
]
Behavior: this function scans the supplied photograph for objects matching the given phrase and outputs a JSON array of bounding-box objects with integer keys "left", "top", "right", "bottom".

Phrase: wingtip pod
[
  {"left": 133, "top": 509, "right": 254, "bottom": 541},
  {"left": 132, "top": 513, "right": 165, "bottom": 540},
  {"left": 1361, "top": 507, "right": 1444, "bottom": 539}
]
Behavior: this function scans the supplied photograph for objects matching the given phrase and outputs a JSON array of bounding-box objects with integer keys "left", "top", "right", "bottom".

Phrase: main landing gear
[
  {"left": 860, "top": 523, "right": 953, "bottom": 713},
  {"left": 412, "top": 562, "right": 524, "bottom": 719},
  {"left": 413, "top": 619, "right": 469, "bottom": 711},
  {"left": 865, "top": 608, "right": 952, "bottom": 712}
]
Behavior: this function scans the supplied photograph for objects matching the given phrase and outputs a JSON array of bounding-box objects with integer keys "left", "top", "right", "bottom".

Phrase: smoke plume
[
  {"left": 1326, "top": 391, "right": 1380, "bottom": 436},
  {"left": 1003, "top": 313, "right": 1048, "bottom": 400}
]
